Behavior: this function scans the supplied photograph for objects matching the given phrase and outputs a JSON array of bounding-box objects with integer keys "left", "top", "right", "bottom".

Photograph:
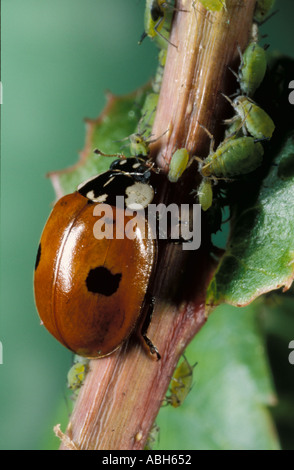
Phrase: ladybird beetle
[{"left": 34, "top": 156, "right": 161, "bottom": 359}]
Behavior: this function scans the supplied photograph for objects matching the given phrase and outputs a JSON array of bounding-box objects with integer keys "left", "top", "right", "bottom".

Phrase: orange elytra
[{"left": 34, "top": 157, "right": 161, "bottom": 359}]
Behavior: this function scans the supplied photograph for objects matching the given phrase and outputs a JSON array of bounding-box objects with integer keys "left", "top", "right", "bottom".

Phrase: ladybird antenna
[{"left": 94, "top": 149, "right": 126, "bottom": 159}]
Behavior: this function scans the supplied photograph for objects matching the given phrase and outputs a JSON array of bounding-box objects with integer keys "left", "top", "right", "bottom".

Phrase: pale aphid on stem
[
  {"left": 195, "top": 124, "right": 264, "bottom": 179},
  {"left": 222, "top": 93, "right": 275, "bottom": 140},
  {"left": 165, "top": 356, "right": 198, "bottom": 408}
]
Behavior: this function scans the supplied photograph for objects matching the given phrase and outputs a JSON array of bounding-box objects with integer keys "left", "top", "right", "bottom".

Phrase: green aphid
[
  {"left": 197, "top": 178, "right": 213, "bottom": 211},
  {"left": 67, "top": 356, "right": 90, "bottom": 392},
  {"left": 168, "top": 148, "right": 189, "bottom": 182},
  {"left": 139, "top": 92, "right": 159, "bottom": 133},
  {"left": 200, "top": 136, "right": 264, "bottom": 178},
  {"left": 129, "top": 132, "right": 151, "bottom": 157},
  {"left": 139, "top": 0, "right": 175, "bottom": 49},
  {"left": 197, "top": 0, "right": 226, "bottom": 12},
  {"left": 228, "top": 95, "right": 275, "bottom": 140},
  {"left": 144, "top": 422, "right": 160, "bottom": 450},
  {"left": 224, "top": 117, "right": 243, "bottom": 140},
  {"left": 254, "top": 0, "right": 275, "bottom": 23},
  {"left": 166, "top": 356, "right": 197, "bottom": 408},
  {"left": 238, "top": 41, "right": 267, "bottom": 96}
]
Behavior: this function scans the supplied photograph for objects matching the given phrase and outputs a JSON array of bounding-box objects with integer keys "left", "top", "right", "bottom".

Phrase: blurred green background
[{"left": 1, "top": 0, "right": 294, "bottom": 450}]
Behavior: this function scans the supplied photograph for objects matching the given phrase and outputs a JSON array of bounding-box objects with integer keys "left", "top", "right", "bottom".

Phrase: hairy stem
[{"left": 59, "top": 0, "right": 256, "bottom": 451}]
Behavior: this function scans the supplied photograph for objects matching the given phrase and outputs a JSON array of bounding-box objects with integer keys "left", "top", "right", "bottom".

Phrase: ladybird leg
[{"left": 141, "top": 296, "right": 161, "bottom": 361}]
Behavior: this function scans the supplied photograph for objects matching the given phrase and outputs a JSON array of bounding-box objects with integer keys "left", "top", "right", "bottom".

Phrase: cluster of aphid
[
  {"left": 195, "top": 20, "right": 275, "bottom": 211},
  {"left": 34, "top": 0, "right": 277, "bottom": 386},
  {"left": 136, "top": 0, "right": 276, "bottom": 214}
]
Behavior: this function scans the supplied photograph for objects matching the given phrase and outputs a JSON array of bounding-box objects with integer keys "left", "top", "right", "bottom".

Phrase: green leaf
[
  {"left": 48, "top": 87, "right": 151, "bottom": 197},
  {"left": 207, "top": 56, "right": 294, "bottom": 307},
  {"left": 156, "top": 302, "right": 280, "bottom": 450}
]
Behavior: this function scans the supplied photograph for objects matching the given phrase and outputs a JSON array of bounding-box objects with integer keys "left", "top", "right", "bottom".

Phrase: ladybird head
[
  {"left": 77, "top": 163, "right": 155, "bottom": 210},
  {"left": 110, "top": 156, "right": 151, "bottom": 182}
]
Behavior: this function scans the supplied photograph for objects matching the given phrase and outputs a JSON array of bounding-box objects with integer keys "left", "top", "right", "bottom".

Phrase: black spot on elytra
[
  {"left": 86, "top": 266, "right": 122, "bottom": 296},
  {"left": 35, "top": 244, "right": 41, "bottom": 270}
]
